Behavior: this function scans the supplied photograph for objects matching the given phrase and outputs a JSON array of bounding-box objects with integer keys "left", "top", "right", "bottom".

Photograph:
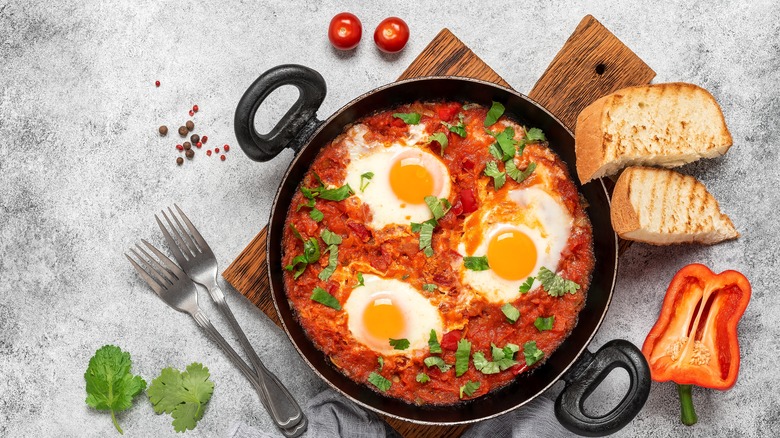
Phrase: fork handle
[
  {"left": 211, "top": 286, "right": 306, "bottom": 432},
  {"left": 191, "top": 311, "right": 307, "bottom": 436}
]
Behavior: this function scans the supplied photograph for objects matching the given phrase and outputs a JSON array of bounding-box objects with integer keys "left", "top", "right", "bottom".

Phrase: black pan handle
[
  {"left": 234, "top": 64, "right": 326, "bottom": 162},
  {"left": 555, "top": 339, "right": 651, "bottom": 437}
]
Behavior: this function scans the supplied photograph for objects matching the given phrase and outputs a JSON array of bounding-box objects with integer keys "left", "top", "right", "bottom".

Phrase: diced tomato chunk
[
  {"left": 441, "top": 330, "right": 462, "bottom": 351},
  {"left": 459, "top": 189, "right": 478, "bottom": 214},
  {"left": 347, "top": 222, "right": 372, "bottom": 242},
  {"left": 462, "top": 159, "right": 475, "bottom": 172},
  {"left": 436, "top": 103, "right": 461, "bottom": 121}
]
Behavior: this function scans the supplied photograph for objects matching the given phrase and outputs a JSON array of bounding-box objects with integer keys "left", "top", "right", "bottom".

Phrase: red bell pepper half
[{"left": 642, "top": 264, "right": 751, "bottom": 426}]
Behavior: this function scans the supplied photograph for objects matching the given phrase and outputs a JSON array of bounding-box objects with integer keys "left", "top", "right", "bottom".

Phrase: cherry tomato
[
  {"left": 328, "top": 12, "right": 362, "bottom": 50},
  {"left": 374, "top": 17, "right": 409, "bottom": 53}
]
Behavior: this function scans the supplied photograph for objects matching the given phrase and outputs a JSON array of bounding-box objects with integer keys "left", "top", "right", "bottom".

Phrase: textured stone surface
[{"left": 1, "top": 0, "right": 778, "bottom": 436}]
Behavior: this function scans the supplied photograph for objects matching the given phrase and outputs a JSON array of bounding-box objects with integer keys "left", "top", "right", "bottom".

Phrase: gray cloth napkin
[{"left": 228, "top": 388, "right": 576, "bottom": 438}]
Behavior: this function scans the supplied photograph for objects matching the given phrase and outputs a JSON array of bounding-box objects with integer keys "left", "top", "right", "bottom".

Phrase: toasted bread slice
[
  {"left": 576, "top": 83, "right": 732, "bottom": 183},
  {"left": 611, "top": 166, "right": 738, "bottom": 245}
]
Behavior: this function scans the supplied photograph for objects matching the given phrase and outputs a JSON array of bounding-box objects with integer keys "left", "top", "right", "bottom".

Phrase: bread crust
[
  {"left": 610, "top": 167, "right": 640, "bottom": 236},
  {"left": 575, "top": 94, "right": 610, "bottom": 184}
]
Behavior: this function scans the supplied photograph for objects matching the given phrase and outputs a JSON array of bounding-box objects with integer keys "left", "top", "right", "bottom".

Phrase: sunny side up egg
[
  {"left": 343, "top": 274, "right": 444, "bottom": 356},
  {"left": 459, "top": 185, "right": 574, "bottom": 303},
  {"left": 343, "top": 124, "right": 451, "bottom": 229}
]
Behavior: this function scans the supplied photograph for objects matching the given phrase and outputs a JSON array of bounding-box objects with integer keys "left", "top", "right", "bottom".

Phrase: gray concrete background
[{"left": 1, "top": 0, "right": 777, "bottom": 436}]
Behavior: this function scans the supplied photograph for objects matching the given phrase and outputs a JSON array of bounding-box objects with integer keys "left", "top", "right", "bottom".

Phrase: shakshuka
[{"left": 282, "top": 101, "right": 594, "bottom": 405}]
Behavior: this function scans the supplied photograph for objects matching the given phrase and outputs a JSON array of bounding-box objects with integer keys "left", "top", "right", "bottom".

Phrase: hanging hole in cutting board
[
  {"left": 252, "top": 85, "right": 301, "bottom": 136},
  {"left": 595, "top": 63, "right": 607, "bottom": 75},
  {"left": 582, "top": 366, "right": 630, "bottom": 417}
]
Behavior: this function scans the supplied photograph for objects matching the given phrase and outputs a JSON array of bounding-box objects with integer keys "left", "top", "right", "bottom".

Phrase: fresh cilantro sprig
[
  {"left": 442, "top": 114, "right": 467, "bottom": 138},
  {"left": 413, "top": 197, "right": 451, "bottom": 258},
  {"left": 427, "top": 132, "right": 449, "bottom": 155},
  {"left": 310, "top": 287, "right": 341, "bottom": 310},
  {"left": 473, "top": 343, "right": 520, "bottom": 375},
  {"left": 147, "top": 363, "right": 214, "bottom": 433},
  {"left": 484, "top": 101, "right": 505, "bottom": 127},
  {"left": 455, "top": 339, "right": 472, "bottom": 377},
  {"left": 519, "top": 276, "right": 535, "bottom": 294},
  {"left": 424, "top": 356, "right": 452, "bottom": 372},
  {"left": 389, "top": 338, "right": 410, "bottom": 350},
  {"left": 353, "top": 272, "right": 365, "bottom": 288},
  {"left": 84, "top": 345, "right": 147, "bottom": 435},
  {"left": 483, "top": 125, "right": 543, "bottom": 190},
  {"left": 535, "top": 316, "right": 555, "bottom": 331},
  {"left": 359, "top": 172, "right": 374, "bottom": 192},
  {"left": 297, "top": 174, "right": 353, "bottom": 221},
  {"left": 368, "top": 372, "right": 392, "bottom": 391},
  {"left": 463, "top": 256, "right": 490, "bottom": 271},
  {"left": 393, "top": 112, "right": 421, "bottom": 124},
  {"left": 484, "top": 161, "right": 506, "bottom": 190},
  {"left": 523, "top": 341, "right": 544, "bottom": 366},
  {"left": 428, "top": 330, "right": 442, "bottom": 354},
  {"left": 416, "top": 373, "right": 430, "bottom": 383},
  {"left": 538, "top": 267, "right": 580, "bottom": 297},
  {"left": 506, "top": 161, "right": 537, "bottom": 184},
  {"left": 460, "top": 381, "right": 480, "bottom": 399},
  {"left": 318, "top": 229, "right": 342, "bottom": 281},
  {"left": 500, "top": 303, "right": 520, "bottom": 323},
  {"left": 422, "top": 283, "right": 437, "bottom": 292},
  {"left": 284, "top": 225, "right": 321, "bottom": 279}
]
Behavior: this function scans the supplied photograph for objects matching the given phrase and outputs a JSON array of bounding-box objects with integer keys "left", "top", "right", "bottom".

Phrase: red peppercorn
[
  {"left": 220, "top": 155, "right": 226, "bottom": 161},
  {"left": 189, "top": 110, "right": 194, "bottom": 116},
  {"left": 223, "top": 144, "right": 230, "bottom": 152},
  {"left": 201, "top": 135, "right": 208, "bottom": 144},
  {"left": 196, "top": 141, "right": 202, "bottom": 148},
  {"left": 155, "top": 80, "right": 160, "bottom": 87},
  {"left": 176, "top": 144, "right": 184, "bottom": 151},
  {"left": 215, "top": 148, "right": 220, "bottom": 153},
  {"left": 193, "top": 105, "right": 199, "bottom": 112},
  {"left": 206, "top": 150, "right": 212, "bottom": 156}
]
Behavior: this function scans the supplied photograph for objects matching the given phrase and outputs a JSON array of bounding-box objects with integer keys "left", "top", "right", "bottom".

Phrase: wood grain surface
[{"left": 222, "top": 16, "right": 654, "bottom": 437}]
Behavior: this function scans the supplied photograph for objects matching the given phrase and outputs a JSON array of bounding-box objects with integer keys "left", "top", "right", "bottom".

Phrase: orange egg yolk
[
  {"left": 362, "top": 297, "right": 405, "bottom": 340},
  {"left": 389, "top": 157, "right": 434, "bottom": 204},
  {"left": 487, "top": 229, "right": 537, "bottom": 280}
]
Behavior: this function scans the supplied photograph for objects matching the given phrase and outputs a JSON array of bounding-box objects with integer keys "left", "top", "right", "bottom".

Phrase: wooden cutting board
[{"left": 224, "top": 15, "right": 654, "bottom": 438}]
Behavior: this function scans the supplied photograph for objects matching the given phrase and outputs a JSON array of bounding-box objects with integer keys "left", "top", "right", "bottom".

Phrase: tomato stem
[{"left": 677, "top": 384, "right": 698, "bottom": 426}]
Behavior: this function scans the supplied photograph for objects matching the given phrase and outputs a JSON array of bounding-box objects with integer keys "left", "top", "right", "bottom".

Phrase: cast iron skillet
[{"left": 234, "top": 64, "right": 651, "bottom": 437}]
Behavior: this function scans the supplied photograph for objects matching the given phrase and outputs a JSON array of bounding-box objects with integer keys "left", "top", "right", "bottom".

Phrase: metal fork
[{"left": 126, "top": 241, "right": 307, "bottom": 438}]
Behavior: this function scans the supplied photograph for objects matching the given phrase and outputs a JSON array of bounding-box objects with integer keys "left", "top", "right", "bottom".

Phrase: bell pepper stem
[{"left": 677, "top": 384, "right": 698, "bottom": 426}]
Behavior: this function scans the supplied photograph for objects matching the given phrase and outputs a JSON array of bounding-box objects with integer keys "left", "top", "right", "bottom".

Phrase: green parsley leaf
[
  {"left": 488, "top": 143, "right": 504, "bottom": 161},
  {"left": 472, "top": 352, "right": 500, "bottom": 374},
  {"left": 428, "top": 329, "right": 442, "bottom": 354},
  {"left": 309, "top": 208, "right": 324, "bottom": 222},
  {"left": 535, "top": 316, "right": 555, "bottom": 331},
  {"left": 418, "top": 221, "right": 435, "bottom": 257},
  {"left": 354, "top": 272, "right": 365, "bottom": 288},
  {"left": 519, "top": 277, "right": 535, "bottom": 294},
  {"left": 422, "top": 283, "right": 437, "bottom": 292},
  {"left": 523, "top": 341, "right": 544, "bottom": 366},
  {"left": 368, "top": 372, "right": 392, "bottom": 392},
  {"left": 411, "top": 219, "right": 437, "bottom": 233},
  {"left": 506, "top": 161, "right": 536, "bottom": 184},
  {"left": 442, "top": 114, "right": 467, "bottom": 138},
  {"left": 321, "top": 229, "right": 343, "bottom": 245},
  {"left": 502, "top": 343, "right": 520, "bottom": 358},
  {"left": 538, "top": 267, "right": 581, "bottom": 297},
  {"left": 360, "top": 172, "right": 374, "bottom": 192},
  {"left": 473, "top": 342, "right": 520, "bottom": 375},
  {"left": 500, "top": 303, "right": 520, "bottom": 323},
  {"left": 424, "top": 356, "right": 452, "bottom": 372},
  {"left": 424, "top": 196, "right": 451, "bottom": 220},
  {"left": 484, "top": 161, "right": 506, "bottom": 190},
  {"left": 389, "top": 338, "right": 410, "bottom": 350},
  {"left": 525, "top": 127, "right": 546, "bottom": 142},
  {"left": 84, "top": 345, "right": 147, "bottom": 435},
  {"left": 463, "top": 256, "right": 490, "bottom": 271},
  {"left": 377, "top": 357, "right": 384, "bottom": 370},
  {"left": 310, "top": 287, "right": 341, "bottom": 310},
  {"left": 147, "top": 362, "right": 214, "bottom": 433},
  {"left": 318, "top": 244, "right": 339, "bottom": 281},
  {"left": 428, "top": 132, "right": 449, "bottom": 155},
  {"left": 455, "top": 339, "right": 472, "bottom": 377},
  {"left": 393, "top": 112, "right": 422, "bottom": 125},
  {"left": 318, "top": 184, "right": 354, "bottom": 201},
  {"left": 460, "top": 381, "right": 480, "bottom": 399},
  {"left": 484, "top": 101, "right": 505, "bottom": 127},
  {"left": 494, "top": 127, "right": 518, "bottom": 161},
  {"left": 416, "top": 373, "right": 430, "bottom": 383}
]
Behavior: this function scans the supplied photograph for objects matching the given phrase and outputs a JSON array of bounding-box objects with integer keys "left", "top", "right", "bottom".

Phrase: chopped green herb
[
  {"left": 360, "top": 172, "right": 374, "bottom": 192},
  {"left": 377, "top": 357, "right": 384, "bottom": 370},
  {"left": 285, "top": 237, "right": 321, "bottom": 279},
  {"left": 501, "top": 303, "right": 520, "bottom": 323},
  {"left": 463, "top": 256, "right": 490, "bottom": 271},
  {"left": 354, "top": 272, "right": 365, "bottom": 288},
  {"left": 525, "top": 127, "right": 546, "bottom": 142},
  {"left": 488, "top": 143, "right": 504, "bottom": 161},
  {"left": 484, "top": 161, "right": 506, "bottom": 190},
  {"left": 368, "top": 372, "right": 391, "bottom": 392},
  {"left": 460, "top": 380, "right": 480, "bottom": 399},
  {"left": 473, "top": 342, "right": 520, "bottom": 375},
  {"left": 318, "top": 244, "right": 339, "bottom": 281},
  {"left": 523, "top": 341, "right": 544, "bottom": 366},
  {"left": 147, "top": 362, "right": 214, "bottom": 433},
  {"left": 484, "top": 101, "right": 505, "bottom": 127},
  {"left": 321, "top": 229, "right": 343, "bottom": 245},
  {"left": 418, "top": 221, "right": 435, "bottom": 257},
  {"left": 442, "top": 114, "right": 467, "bottom": 138},
  {"left": 309, "top": 208, "right": 324, "bottom": 222},
  {"left": 310, "top": 287, "right": 341, "bottom": 310},
  {"left": 289, "top": 223, "right": 303, "bottom": 241},
  {"left": 318, "top": 184, "right": 354, "bottom": 201},
  {"left": 416, "top": 373, "right": 430, "bottom": 383},
  {"left": 401, "top": 274, "right": 410, "bottom": 280},
  {"left": 393, "top": 112, "right": 422, "bottom": 125},
  {"left": 389, "top": 338, "right": 410, "bottom": 350},
  {"left": 494, "top": 127, "right": 518, "bottom": 161},
  {"left": 472, "top": 352, "right": 499, "bottom": 374},
  {"left": 428, "top": 132, "right": 449, "bottom": 155},
  {"left": 538, "top": 267, "right": 580, "bottom": 297},
  {"left": 423, "top": 247, "right": 434, "bottom": 257},
  {"left": 84, "top": 345, "right": 147, "bottom": 434},
  {"left": 424, "top": 356, "right": 451, "bottom": 372},
  {"left": 519, "top": 276, "right": 535, "bottom": 294},
  {"left": 424, "top": 196, "right": 451, "bottom": 220},
  {"left": 422, "top": 283, "right": 437, "bottom": 292},
  {"left": 428, "top": 330, "right": 442, "bottom": 354},
  {"left": 462, "top": 103, "right": 481, "bottom": 110},
  {"left": 506, "top": 161, "right": 536, "bottom": 184},
  {"left": 455, "top": 339, "right": 472, "bottom": 377},
  {"left": 535, "top": 316, "right": 555, "bottom": 331},
  {"left": 411, "top": 219, "right": 437, "bottom": 233}
]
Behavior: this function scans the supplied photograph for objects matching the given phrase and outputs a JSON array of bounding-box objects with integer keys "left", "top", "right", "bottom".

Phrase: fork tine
[
  {"left": 168, "top": 206, "right": 200, "bottom": 254},
  {"left": 135, "top": 244, "right": 176, "bottom": 284},
  {"left": 174, "top": 203, "right": 211, "bottom": 252},
  {"left": 156, "top": 214, "right": 188, "bottom": 266},
  {"left": 162, "top": 209, "right": 197, "bottom": 258},
  {"left": 141, "top": 239, "right": 187, "bottom": 278},
  {"left": 125, "top": 248, "right": 167, "bottom": 295}
]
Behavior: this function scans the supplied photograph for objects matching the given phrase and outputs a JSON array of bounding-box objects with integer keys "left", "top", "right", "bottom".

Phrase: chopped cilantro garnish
[
  {"left": 309, "top": 208, "right": 324, "bottom": 222},
  {"left": 493, "top": 127, "right": 518, "bottom": 161},
  {"left": 428, "top": 132, "right": 449, "bottom": 155},
  {"left": 289, "top": 223, "right": 303, "bottom": 241},
  {"left": 424, "top": 356, "right": 451, "bottom": 372},
  {"left": 377, "top": 356, "right": 384, "bottom": 370},
  {"left": 317, "top": 244, "right": 339, "bottom": 281},
  {"left": 484, "top": 161, "right": 506, "bottom": 190},
  {"left": 488, "top": 143, "right": 504, "bottom": 161},
  {"left": 442, "top": 114, "right": 467, "bottom": 138},
  {"left": 422, "top": 283, "right": 437, "bottom": 292},
  {"left": 310, "top": 287, "right": 341, "bottom": 310},
  {"left": 506, "top": 161, "right": 536, "bottom": 184},
  {"left": 428, "top": 330, "right": 442, "bottom": 354},
  {"left": 368, "top": 372, "right": 391, "bottom": 392},
  {"left": 538, "top": 267, "right": 580, "bottom": 297},
  {"left": 318, "top": 184, "right": 354, "bottom": 201},
  {"left": 321, "top": 229, "right": 342, "bottom": 245},
  {"left": 460, "top": 381, "right": 480, "bottom": 399},
  {"left": 416, "top": 373, "right": 430, "bottom": 383},
  {"left": 424, "top": 196, "right": 451, "bottom": 221},
  {"left": 519, "top": 277, "right": 535, "bottom": 294},
  {"left": 473, "top": 342, "right": 520, "bottom": 375},
  {"left": 523, "top": 341, "right": 544, "bottom": 366},
  {"left": 500, "top": 303, "right": 520, "bottom": 323},
  {"left": 525, "top": 127, "right": 546, "bottom": 142},
  {"left": 455, "top": 339, "right": 471, "bottom": 377},
  {"left": 484, "top": 101, "right": 505, "bottom": 127},
  {"left": 389, "top": 338, "right": 410, "bottom": 350},
  {"left": 418, "top": 221, "right": 435, "bottom": 258},
  {"left": 285, "top": 237, "right": 321, "bottom": 279},
  {"left": 354, "top": 272, "right": 365, "bottom": 288},
  {"left": 360, "top": 172, "right": 374, "bottom": 192},
  {"left": 393, "top": 112, "right": 422, "bottom": 125},
  {"left": 472, "top": 352, "right": 496, "bottom": 374},
  {"left": 535, "top": 316, "right": 555, "bottom": 331},
  {"left": 463, "top": 256, "right": 490, "bottom": 271},
  {"left": 410, "top": 219, "right": 437, "bottom": 233}
]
